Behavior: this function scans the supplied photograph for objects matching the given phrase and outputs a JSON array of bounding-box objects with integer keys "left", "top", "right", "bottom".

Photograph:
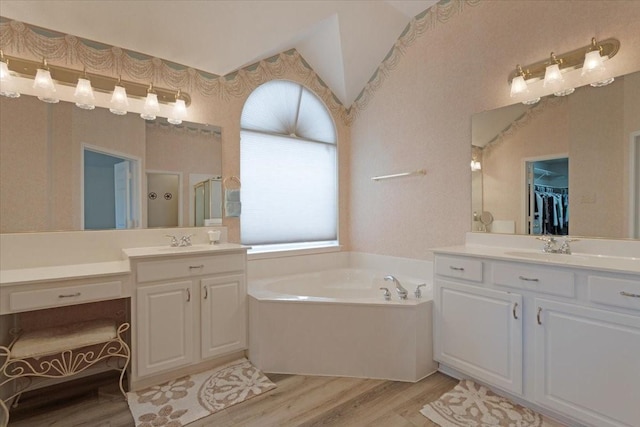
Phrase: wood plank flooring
[{"left": 7, "top": 370, "right": 458, "bottom": 427}]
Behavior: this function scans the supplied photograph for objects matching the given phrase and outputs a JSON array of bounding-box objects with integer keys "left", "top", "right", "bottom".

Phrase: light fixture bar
[
  {"left": 3, "top": 54, "right": 191, "bottom": 106},
  {"left": 507, "top": 38, "right": 620, "bottom": 84}
]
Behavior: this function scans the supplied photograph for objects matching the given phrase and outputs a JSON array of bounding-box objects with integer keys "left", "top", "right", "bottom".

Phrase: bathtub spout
[{"left": 384, "top": 275, "right": 408, "bottom": 300}]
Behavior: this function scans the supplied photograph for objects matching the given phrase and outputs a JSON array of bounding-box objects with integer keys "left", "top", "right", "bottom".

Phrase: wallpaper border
[{"left": 0, "top": 0, "right": 478, "bottom": 126}]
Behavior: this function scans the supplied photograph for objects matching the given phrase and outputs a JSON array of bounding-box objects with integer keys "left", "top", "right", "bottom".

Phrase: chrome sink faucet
[
  {"left": 537, "top": 236, "right": 578, "bottom": 254},
  {"left": 537, "top": 236, "right": 558, "bottom": 253},
  {"left": 166, "top": 234, "right": 179, "bottom": 247},
  {"left": 179, "top": 234, "right": 194, "bottom": 247},
  {"left": 384, "top": 275, "right": 407, "bottom": 300}
]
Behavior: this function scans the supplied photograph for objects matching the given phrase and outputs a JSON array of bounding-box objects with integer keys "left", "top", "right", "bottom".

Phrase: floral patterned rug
[
  {"left": 127, "top": 358, "right": 276, "bottom": 427},
  {"left": 421, "top": 380, "right": 556, "bottom": 427}
]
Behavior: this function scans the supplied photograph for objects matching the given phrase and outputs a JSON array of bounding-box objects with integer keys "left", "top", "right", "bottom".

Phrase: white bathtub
[{"left": 248, "top": 268, "right": 437, "bottom": 382}]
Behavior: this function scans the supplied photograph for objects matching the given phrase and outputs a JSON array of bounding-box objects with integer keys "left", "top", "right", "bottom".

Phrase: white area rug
[
  {"left": 127, "top": 358, "right": 276, "bottom": 426},
  {"left": 421, "top": 380, "right": 556, "bottom": 427}
]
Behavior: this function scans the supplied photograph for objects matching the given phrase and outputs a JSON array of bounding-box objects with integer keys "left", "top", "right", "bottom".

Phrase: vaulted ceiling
[{"left": 0, "top": 0, "right": 439, "bottom": 106}]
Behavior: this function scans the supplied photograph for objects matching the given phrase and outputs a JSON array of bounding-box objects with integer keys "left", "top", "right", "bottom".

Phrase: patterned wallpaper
[{"left": 0, "top": 0, "right": 477, "bottom": 126}]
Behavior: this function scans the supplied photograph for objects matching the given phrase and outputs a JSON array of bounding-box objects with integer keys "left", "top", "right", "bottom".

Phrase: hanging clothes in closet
[{"left": 533, "top": 185, "right": 569, "bottom": 235}]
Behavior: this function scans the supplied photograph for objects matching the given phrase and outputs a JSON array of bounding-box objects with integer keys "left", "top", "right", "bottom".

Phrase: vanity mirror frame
[{"left": 471, "top": 70, "right": 640, "bottom": 240}]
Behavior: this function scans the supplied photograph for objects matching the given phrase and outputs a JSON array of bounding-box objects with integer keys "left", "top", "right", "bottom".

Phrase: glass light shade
[
  {"left": 582, "top": 50, "right": 605, "bottom": 76},
  {"left": 33, "top": 68, "right": 58, "bottom": 103},
  {"left": 109, "top": 85, "right": 129, "bottom": 115},
  {"left": 0, "top": 61, "right": 20, "bottom": 98},
  {"left": 522, "top": 97, "right": 540, "bottom": 106},
  {"left": 543, "top": 63, "right": 564, "bottom": 87},
  {"left": 167, "top": 99, "right": 187, "bottom": 125},
  {"left": 553, "top": 87, "right": 575, "bottom": 97},
  {"left": 590, "top": 77, "right": 614, "bottom": 87},
  {"left": 140, "top": 92, "right": 159, "bottom": 120},
  {"left": 510, "top": 75, "right": 528, "bottom": 98},
  {"left": 74, "top": 78, "right": 95, "bottom": 110},
  {"left": 581, "top": 50, "right": 614, "bottom": 87},
  {"left": 470, "top": 160, "right": 482, "bottom": 171}
]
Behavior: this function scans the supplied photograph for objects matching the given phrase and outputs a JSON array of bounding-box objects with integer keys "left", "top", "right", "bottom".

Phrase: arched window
[{"left": 240, "top": 80, "right": 337, "bottom": 249}]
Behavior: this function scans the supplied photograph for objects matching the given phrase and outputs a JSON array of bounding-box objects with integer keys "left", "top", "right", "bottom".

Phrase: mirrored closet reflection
[{"left": 471, "top": 70, "right": 640, "bottom": 240}]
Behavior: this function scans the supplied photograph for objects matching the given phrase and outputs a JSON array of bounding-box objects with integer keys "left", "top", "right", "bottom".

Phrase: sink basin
[{"left": 504, "top": 251, "right": 592, "bottom": 262}]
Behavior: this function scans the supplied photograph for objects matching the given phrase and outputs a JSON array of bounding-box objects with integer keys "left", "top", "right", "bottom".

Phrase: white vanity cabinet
[
  {"left": 126, "top": 246, "right": 248, "bottom": 389},
  {"left": 136, "top": 280, "right": 195, "bottom": 377},
  {"left": 200, "top": 274, "right": 246, "bottom": 359},
  {"left": 534, "top": 298, "right": 640, "bottom": 427},
  {"left": 433, "top": 250, "right": 640, "bottom": 427},
  {"left": 434, "top": 256, "right": 523, "bottom": 394}
]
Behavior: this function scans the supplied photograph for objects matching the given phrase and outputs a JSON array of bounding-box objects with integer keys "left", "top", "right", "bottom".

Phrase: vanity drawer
[
  {"left": 492, "top": 263, "right": 574, "bottom": 297},
  {"left": 435, "top": 256, "right": 483, "bottom": 282},
  {"left": 136, "top": 254, "right": 244, "bottom": 283},
  {"left": 9, "top": 280, "right": 123, "bottom": 312},
  {"left": 588, "top": 275, "right": 640, "bottom": 311}
]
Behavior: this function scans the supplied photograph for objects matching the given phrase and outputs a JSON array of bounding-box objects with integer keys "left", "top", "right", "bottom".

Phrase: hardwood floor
[{"left": 7, "top": 370, "right": 457, "bottom": 426}]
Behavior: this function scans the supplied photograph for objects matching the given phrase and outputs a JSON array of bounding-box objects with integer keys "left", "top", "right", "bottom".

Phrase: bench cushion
[{"left": 11, "top": 318, "right": 117, "bottom": 359}]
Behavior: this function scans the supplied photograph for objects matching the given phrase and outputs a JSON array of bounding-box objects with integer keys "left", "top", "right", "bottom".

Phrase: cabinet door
[
  {"left": 434, "top": 280, "right": 522, "bottom": 394},
  {"left": 535, "top": 299, "right": 640, "bottom": 427},
  {"left": 201, "top": 274, "right": 247, "bottom": 359},
  {"left": 137, "top": 281, "right": 194, "bottom": 377}
]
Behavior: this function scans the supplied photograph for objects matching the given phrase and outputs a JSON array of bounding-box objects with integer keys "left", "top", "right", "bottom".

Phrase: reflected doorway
[
  {"left": 83, "top": 147, "right": 140, "bottom": 230},
  {"left": 147, "top": 171, "right": 181, "bottom": 228},
  {"left": 526, "top": 157, "right": 569, "bottom": 236}
]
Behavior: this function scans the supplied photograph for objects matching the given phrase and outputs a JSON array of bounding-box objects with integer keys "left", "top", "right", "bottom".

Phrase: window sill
[{"left": 247, "top": 241, "right": 342, "bottom": 260}]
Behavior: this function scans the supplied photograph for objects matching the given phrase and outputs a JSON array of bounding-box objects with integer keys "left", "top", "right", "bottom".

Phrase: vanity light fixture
[
  {"left": 141, "top": 83, "right": 160, "bottom": 121},
  {"left": 510, "top": 64, "right": 540, "bottom": 105},
  {"left": 74, "top": 70, "right": 96, "bottom": 110},
  {"left": 507, "top": 37, "right": 619, "bottom": 101},
  {"left": 0, "top": 53, "right": 191, "bottom": 118},
  {"left": 0, "top": 50, "right": 20, "bottom": 98},
  {"left": 470, "top": 159, "right": 482, "bottom": 172},
  {"left": 167, "top": 89, "right": 187, "bottom": 125},
  {"left": 33, "top": 59, "right": 59, "bottom": 104},
  {"left": 109, "top": 77, "right": 129, "bottom": 115},
  {"left": 582, "top": 38, "right": 614, "bottom": 87},
  {"left": 542, "top": 53, "right": 574, "bottom": 96},
  {"left": 509, "top": 65, "right": 529, "bottom": 97}
]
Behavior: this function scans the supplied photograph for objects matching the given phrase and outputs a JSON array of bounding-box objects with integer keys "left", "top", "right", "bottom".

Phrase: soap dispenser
[{"left": 208, "top": 229, "right": 221, "bottom": 245}]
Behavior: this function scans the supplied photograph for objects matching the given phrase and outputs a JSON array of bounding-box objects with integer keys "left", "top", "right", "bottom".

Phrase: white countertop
[
  {"left": 122, "top": 243, "right": 249, "bottom": 259},
  {"left": 0, "top": 243, "right": 249, "bottom": 287},
  {"left": 0, "top": 260, "right": 131, "bottom": 287},
  {"left": 433, "top": 245, "right": 640, "bottom": 275}
]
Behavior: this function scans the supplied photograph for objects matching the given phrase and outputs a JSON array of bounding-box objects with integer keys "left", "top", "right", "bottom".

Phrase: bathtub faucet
[{"left": 384, "top": 275, "right": 408, "bottom": 300}]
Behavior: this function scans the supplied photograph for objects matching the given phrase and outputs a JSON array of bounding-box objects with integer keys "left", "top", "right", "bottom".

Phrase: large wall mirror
[
  {"left": 0, "top": 95, "right": 222, "bottom": 233},
  {"left": 472, "top": 71, "right": 640, "bottom": 239}
]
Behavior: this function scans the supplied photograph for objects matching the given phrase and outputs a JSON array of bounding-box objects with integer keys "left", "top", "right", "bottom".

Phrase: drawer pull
[
  {"left": 58, "top": 292, "right": 81, "bottom": 298},
  {"left": 449, "top": 266, "right": 465, "bottom": 272},
  {"left": 189, "top": 264, "right": 204, "bottom": 270},
  {"left": 537, "top": 307, "right": 543, "bottom": 325},
  {"left": 620, "top": 291, "right": 640, "bottom": 298},
  {"left": 512, "top": 302, "right": 518, "bottom": 320},
  {"left": 519, "top": 276, "right": 539, "bottom": 282}
]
